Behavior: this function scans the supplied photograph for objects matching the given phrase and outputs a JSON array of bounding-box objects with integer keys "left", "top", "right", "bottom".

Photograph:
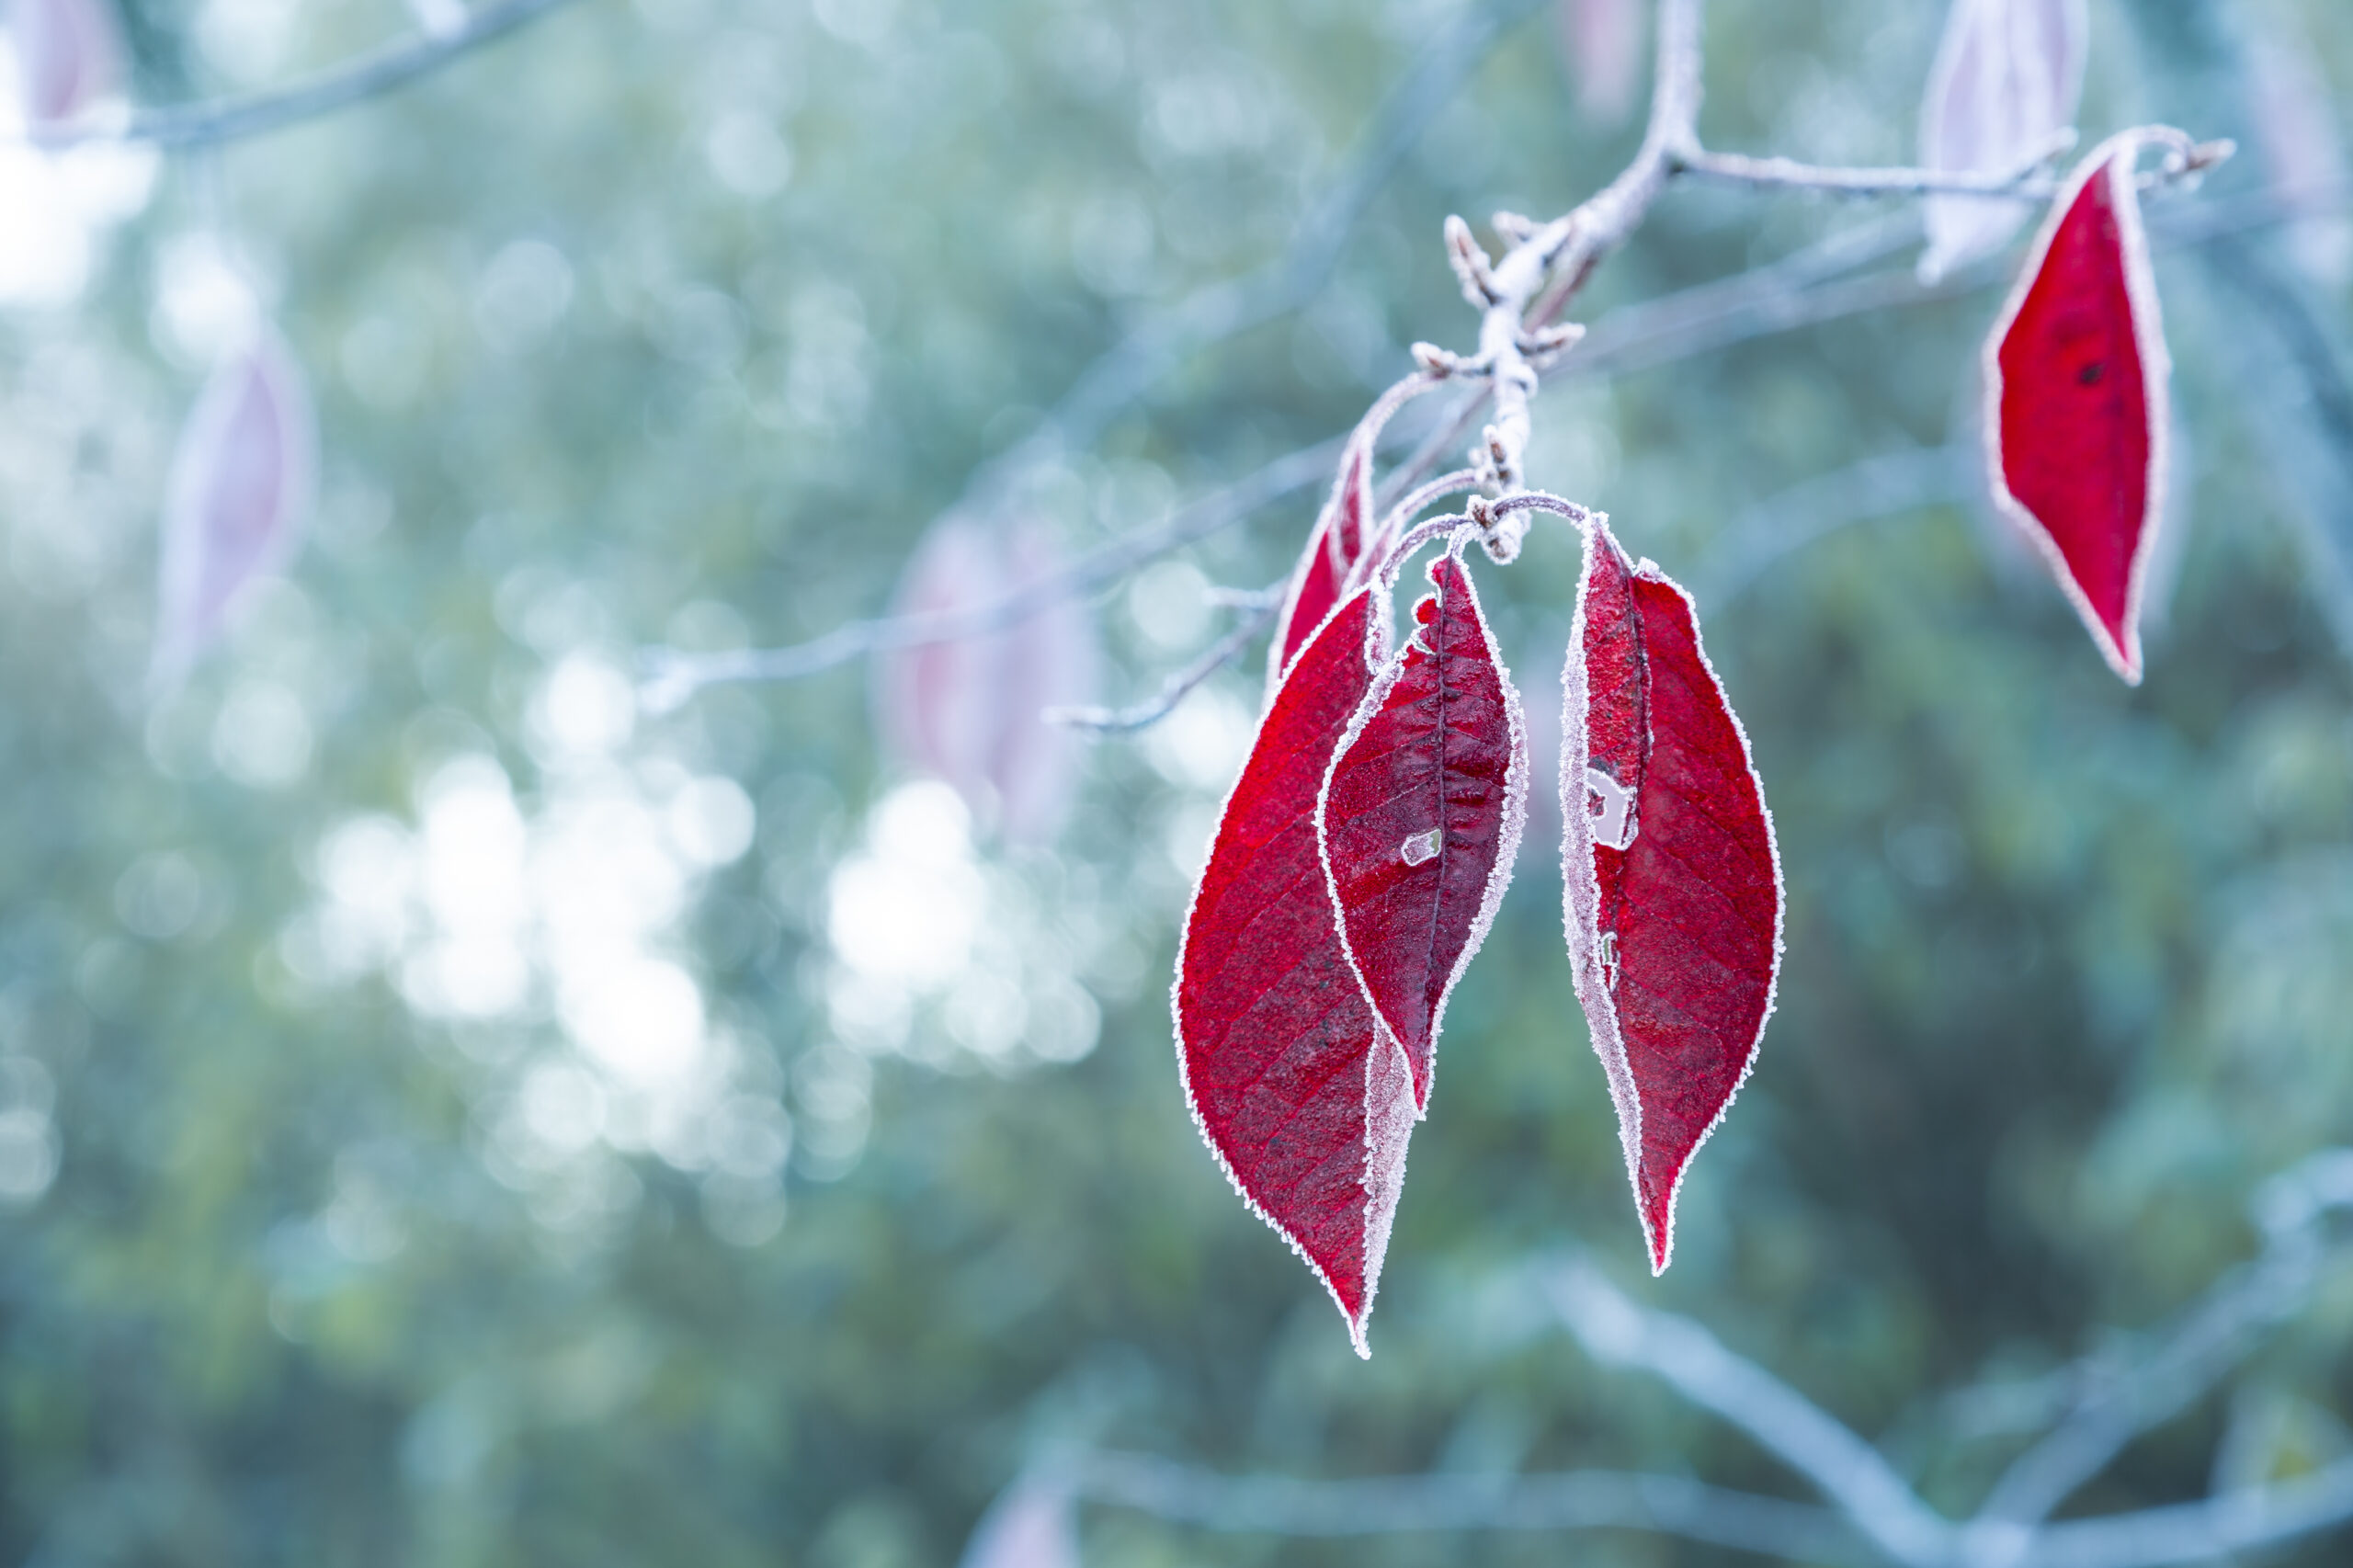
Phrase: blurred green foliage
[{"left": 2, "top": 0, "right": 2352, "bottom": 1562}]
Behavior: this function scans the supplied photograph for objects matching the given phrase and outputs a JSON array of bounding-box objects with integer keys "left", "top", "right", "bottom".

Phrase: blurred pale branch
[
  {"left": 1069, "top": 1449, "right": 1869, "bottom": 1562},
  {"left": 24, "top": 0, "right": 585, "bottom": 150},
  {"left": 636, "top": 438, "right": 1341, "bottom": 711},
  {"left": 1029, "top": 1152, "right": 2353, "bottom": 1567},
  {"left": 1042, "top": 591, "right": 1280, "bottom": 734}
]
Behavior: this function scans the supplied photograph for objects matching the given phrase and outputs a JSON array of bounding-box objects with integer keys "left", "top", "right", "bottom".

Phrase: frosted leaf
[
  {"left": 1917, "top": 0, "right": 2087, "bottom": 283},
  {"left": 1981, "top": 131, "right": 2171, "bottom": 684},
  {"left": 1560, "top": 520, "right": 1783, "bottom": 1274}
]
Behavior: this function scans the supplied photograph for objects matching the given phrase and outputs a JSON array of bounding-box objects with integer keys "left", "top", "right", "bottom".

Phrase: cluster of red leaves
[
  {"left": 1174, "top": 113, "right": 2179, "bottom": 1343},
  {"left": 1177, "top": 405, "right": 1783, "bottom": 1348}
]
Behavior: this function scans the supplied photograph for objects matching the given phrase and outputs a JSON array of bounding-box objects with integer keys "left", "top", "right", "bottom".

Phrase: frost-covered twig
[
  {"left": 1040, "top": 0, "right": 1548, "bottom": 458},
  {"left": 1549, "top": 1256, "right": 1956, "bottom": 1567},
  {"left": 1669, "top": 134, "right": 2231, "bottom": 203},
  {"left": 1071, "top": 1449, "right": 1870, "bottom": 1562},
  {"left": 1044, "top": 591, "right": 1280, "bottom": 734},
  {"left": 23, "top": 0, "right": 582, "bottom": 150},
  {"left": 1673, "top": 143, "right": 2068, "bottom": 201}
]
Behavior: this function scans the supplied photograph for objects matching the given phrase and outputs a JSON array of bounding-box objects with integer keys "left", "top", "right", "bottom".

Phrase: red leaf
[
  {"left": 875, "top": 518, "right": 1098, "bottom": 843},
  {"left": 1562, "top": 523, "right": 1782, "bottom": 1274},
  {"left": 1319, "top": 548, "right": 1527, "bottom": 1109},
  {"left": 1176, "top": 587, "right": 1414, "bottom": 1356},
  {"left": 1983, "top": 131, "right": 2170, "bottom": 684},
  {"left": 153, "top": 330, "right": 315, "bottom": 689},
  {"left": 1266, "top": 440, "right": 1372, "bottom": 698}
]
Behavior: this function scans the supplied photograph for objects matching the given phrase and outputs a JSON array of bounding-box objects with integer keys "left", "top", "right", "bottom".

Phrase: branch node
[{"left": 1445, "top": 214, "right": 1501, "bottom": 306}]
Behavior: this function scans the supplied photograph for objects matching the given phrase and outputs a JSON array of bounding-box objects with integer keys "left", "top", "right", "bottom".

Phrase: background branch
[{"left": 27, "top": 0, "right": 584, "bottom": 150}]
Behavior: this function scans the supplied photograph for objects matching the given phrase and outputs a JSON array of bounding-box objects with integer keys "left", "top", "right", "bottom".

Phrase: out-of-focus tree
[{"left": 0, "top": 0, "right": 2348, "bottom": 1564}]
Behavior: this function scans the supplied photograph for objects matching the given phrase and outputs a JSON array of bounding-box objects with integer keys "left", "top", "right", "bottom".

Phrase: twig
[
  {"left": 1549, "top": 1256, "right": 1955, "bottom": 1567},
  {"left": 1044, "top": 593, "right": 1280, "bottom": 734},
  {"left": 1673, "top": 148, "right": 2060, "bottom": 201},
  {"left": 637, "top": 439, "right": 1339, "bottom": 710},
  {"left": 1035, "top": 0, "right": 1549, "bottom": 460},
  {"left": 1073, "top": 1449, "right": 1870, "bottom": 1562},
  {"left": 23, "top": 0, "right": 585, "bottom": 150}
]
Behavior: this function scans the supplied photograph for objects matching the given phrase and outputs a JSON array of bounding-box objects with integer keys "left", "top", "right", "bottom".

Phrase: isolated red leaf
[
  {"left": 1266, "top": 441, "right": 1371, "bottom": 698},
  {"left": 153, "top": 330, "right": 316, "bottom": 689},
  {"left": 1319, "top": 548, "right": 1527, "bottom": 1108},
  {"left": 876, "top": 517, "right": 1098, "bottom": 842},
  {"left": 6, "top": 0, "right": 120, "bottom": 128},
  {"left": 1983, "top": 131, "right": 2170, "bottom": 684},
  {"left": 1177, "top": 587, "right": 1415, "bottom": 1356},
  {"left": 1561, "top": 522, "right": 1782, "bottom": 1274},
  {"left": 1917, "top": 0, "right": 2086, "bottom": 282}
]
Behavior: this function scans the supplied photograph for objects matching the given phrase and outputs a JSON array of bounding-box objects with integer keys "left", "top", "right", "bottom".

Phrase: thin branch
[
  {"left": 1034, "top": 0, "right": 1549, "bottom": 460},
  {"left": 1549, "top": 1256, "right": 1955, "bottom": 1567},
  {"left": 1970, "top": 1155, "right": 2347, "bottom": 1544},
  {"left": 638, "top": 439, "right": 1337, "bottom": 710},
  {"left": 1045, "top": 594, "right": 1279, "bottom": 734},
  {"left": 1674, "top": 148, "right": 2060, "bottom": 201},
  {"left": 1073, "top": 1449, "right": 1871, "bottom": 1563},
  {"left": 25, "top": 0, "right": 584, "bottom": 151}
]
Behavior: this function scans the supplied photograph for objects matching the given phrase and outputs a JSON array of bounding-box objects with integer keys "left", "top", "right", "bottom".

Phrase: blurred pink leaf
[
  {"left": 153, "top": 329, "right": 316, "bottom": 689},
  {"left": 1554, "top": 0, "right": 1643, "bottom": 130},
  {"left": 1916, "top": 0, "right": 2086, "bottom": 283},
  {"left": 958, "top": 1476, "right": 1080, "bottom": 1568},
  {"left": 6, "top": 0, "right": 120, "bottom": 128},
  {"left": 874, "top": 518, "right": 1098, "bottom": 844}
]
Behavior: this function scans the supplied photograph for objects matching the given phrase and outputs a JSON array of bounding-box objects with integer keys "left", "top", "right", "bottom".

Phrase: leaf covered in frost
[
  {"left": 1917, "top": 0, "right": 2086, "bottom": 282},
  {"left": 1982, "top": 130, "right": 2170, "bottom": 684},
  {"left": 153, "top": 329, "right": 316, "bottom": 689},
  {"left": 1561, "top": 521, "right": 1782, "bottom": 1274},
  {"left": 1319, "top": 546, "right": 1526, "bottom": 1108},
  {"left": 6, "top": 0, "right": 120, "bottom": 128},
  {"left": 1176, "top": 587, "right": 1415, "bottom": 1357},
  {"left": 1267, "top": 441, "right": 1372, "bottom": 699},
  {"left": 875, "top": 517, "right": 1099, "bottom": 842}
]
